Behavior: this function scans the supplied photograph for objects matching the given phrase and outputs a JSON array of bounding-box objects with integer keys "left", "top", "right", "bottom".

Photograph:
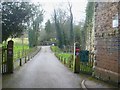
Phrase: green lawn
[
  {"left": 51, "top": 46, "right": 72, "bottom": 61},
  {"left": 57, "top": 53, "right": 72, "bottom": 61},
  {"left": 2, "top": 38, "right": 30, "bottom": 60},
  {"left": 14, "top": 43, "right": 29, "bottom": 53},
  {"left": 51, "top": 45, "right": 93, "bottom": 75},
  {"left": 11, "top": 38, "right": 29, "bottom": 61},
  {"left": 50, "top": 46, "right": 62, "bottom": 53},
  {"left": 7, "top": 38, "right": 29, "bottom": 45},
  {"left": 7, "top": 38, "right": 29, "bottom": 51},
  {"left": 12, "top": 38, "right": 29, "bottom": 53},
  {"left": 0, "top": 44, "right": 2, "bottom": 47},
  {"left": 2, "top": 38, "right": 38, "bottom": 62}
]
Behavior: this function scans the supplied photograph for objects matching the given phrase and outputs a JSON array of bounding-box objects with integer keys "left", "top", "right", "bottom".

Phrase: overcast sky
[{"left": 31, "top": 0, "right": 88, "bottom": 26}]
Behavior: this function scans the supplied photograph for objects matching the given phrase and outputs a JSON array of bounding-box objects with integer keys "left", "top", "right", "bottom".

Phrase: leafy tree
[
  {"left": 2, "top": 2, "right": 37, "bottom": 41},
  {"left": 53, "top": 9, "right": 64, "bottom": 48},
  {"left": 25, "top": 3, "right": 44, "bottom": 47},
  {"left": 0, "top": 3, "right": 1, "bottom": 43},
  {"left": 68, "top": 2, "right": 74, "bottom": 45},
  {"left": 39, "top": 28, "right": 48, "bottom": 42},
  {"left": 32, "top": 13, "right": 43, "bottom": 46},
  {"left": 53, "top": 8, "right": 70, "bottom": 48},
  {"left": 44, "top": 19, "right": 52, "bottom": 41},
  {"left": 45, "top": 20, "right": 51, "bottom": 33},
  {"left": 52, "top": 2, "right": 75, "bottom": 49},
  {"left": 39, "top": 21, "right": 56, "bottom": 45},
  {"left": 74, "top": 25, "right": 81, "bottom": 42}
]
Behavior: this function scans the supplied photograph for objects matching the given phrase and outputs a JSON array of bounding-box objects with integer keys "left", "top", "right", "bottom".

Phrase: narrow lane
[{"left": 3, "top": 46, "right": 82, "bottom": 88}]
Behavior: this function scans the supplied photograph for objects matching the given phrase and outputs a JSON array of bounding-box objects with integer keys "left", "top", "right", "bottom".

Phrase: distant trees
[
  {"left": 39, "top": 2, "right": 82, "bottom": 49},
  {"left": 40, "top": 1, "right": 95, "bottom": 51},
  {"left": 53, "top": 9, "right": 65, "bottom": 48},
  {"left": 39, "top": 27, "right": 48, "bottom": 42},
  {"left": 39, "top": 19, "right": 56, "bottom": 44},
  {"left": 28, "top": 4, "right": 44, "bottom": 47},
  {"left": 51, "top": 2, "right": 87, "bottom": 49},
  {"left": 53, "top": 6, "right": 74, "bottom": 48},
  {"left": 44, "top": 20, "right": 53, "bottom": 41},
  {"left": 37, "top": 1, "right": 95, "bottom": 51}
]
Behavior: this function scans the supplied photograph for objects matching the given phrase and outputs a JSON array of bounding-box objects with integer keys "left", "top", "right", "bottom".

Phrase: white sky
[{"left": 31, "top": 0, "right": 88, "bottom": 26}]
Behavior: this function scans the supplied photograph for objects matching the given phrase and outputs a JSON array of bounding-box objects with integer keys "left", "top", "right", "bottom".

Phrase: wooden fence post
[
  {"left": 7, "top": 40, "right": 14, "bottom": 73},
  {"left": 20, "top": 58, "right": 22, "bottom": 66}
]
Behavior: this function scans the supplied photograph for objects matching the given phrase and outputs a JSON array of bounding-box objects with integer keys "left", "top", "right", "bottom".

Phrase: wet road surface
[{"left": 3, "top": 46, "right": 82, "bottom": 88}]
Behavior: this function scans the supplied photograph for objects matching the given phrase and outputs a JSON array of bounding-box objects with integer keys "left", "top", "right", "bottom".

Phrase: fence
[
  {"left": 0, "top": 48, "right": 1, "bottom": 73},
  {"left": 55, "top": 53, "right": 74, "bottom": 70},
  {"left": 2, "top": 46, "right": 41, "bottom": 73},
  {"left": 79, "top": 52, "right": 94, "bottom": 75},
  {"left": 13, "top": 46, "right": 41, "bottom": 69},
  {"left": 2, "top": 46, "right": 7, "bottom": 73},
  {"left": 55, "top": 52, "right": 95, "bottom": 75}
]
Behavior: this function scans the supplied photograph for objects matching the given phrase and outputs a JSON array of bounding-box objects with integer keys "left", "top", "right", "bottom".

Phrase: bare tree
[
  {"left": 53, "top": 9, "right": 63, "bottom": 48},
  {"left": 68, "top": 2, "right": 74, "bottom": 45}
]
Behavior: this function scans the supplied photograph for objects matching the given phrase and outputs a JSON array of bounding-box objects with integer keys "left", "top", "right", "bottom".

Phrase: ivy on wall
[{"left": 81, "top": 2, "right": 95, "bottom": 50}]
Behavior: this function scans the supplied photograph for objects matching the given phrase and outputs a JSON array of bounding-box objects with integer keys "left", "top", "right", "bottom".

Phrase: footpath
[{"left": 80, "top": 74, "right": 119, "bottom": 90}]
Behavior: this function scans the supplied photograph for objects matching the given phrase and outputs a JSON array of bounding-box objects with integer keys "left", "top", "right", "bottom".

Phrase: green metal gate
[{"left": 79, "top": 50, "right": 94, "bottom": 75}]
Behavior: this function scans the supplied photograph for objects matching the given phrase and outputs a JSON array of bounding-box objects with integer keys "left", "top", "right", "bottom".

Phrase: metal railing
[
  {"left": 13, "top": 47, "right": 41, "bottom": 69},
  {"left": 55, "top": 52, "right": 95, "bottom": 75},
  {"left": 1, "top": 46, "right": 41, "bottom": 73}
]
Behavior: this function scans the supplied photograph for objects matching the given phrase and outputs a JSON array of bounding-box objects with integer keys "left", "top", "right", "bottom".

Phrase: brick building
[{"left": 93, "top": 2, "right": 120, "bottom": 84}]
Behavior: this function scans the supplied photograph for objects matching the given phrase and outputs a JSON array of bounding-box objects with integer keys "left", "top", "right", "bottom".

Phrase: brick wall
[{"left": 94, "top": 2, "right": 120, "bottom": 84}]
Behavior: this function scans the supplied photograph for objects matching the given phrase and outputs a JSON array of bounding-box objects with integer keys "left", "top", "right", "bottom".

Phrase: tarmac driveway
[{"left": 3, "top": 46, "right": 82, "bottom": 88}]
